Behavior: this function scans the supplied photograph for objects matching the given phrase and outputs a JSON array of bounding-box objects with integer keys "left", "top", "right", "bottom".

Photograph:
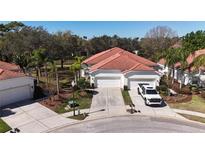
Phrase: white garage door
[
  {"left": 0, "top": 85, "right": 32, "bottom": 107},
  {"left": 95, "top": 77, "right": 121, "bottom": 88},
  {"left": 128, "top": 78, "right": 156, "bottom": 89}
]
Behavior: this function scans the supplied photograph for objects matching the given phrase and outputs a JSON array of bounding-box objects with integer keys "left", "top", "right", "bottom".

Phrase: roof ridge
[
  {"left": 90, "top": 53, "right": 121, "bottom": 71},
  {"left": 124, "top": 51, "right": 157, "bottom": 66},
  {"left": 82, "top": 47, "right": 119, "bottom": 64}
]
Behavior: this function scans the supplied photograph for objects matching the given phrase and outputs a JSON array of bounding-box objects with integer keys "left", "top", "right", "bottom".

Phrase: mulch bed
[
  {"left": 163, "top": 94, "right": 192, "bottom": 104},
  {"left": 40, "top": 90, "right": 73, "bottom": 111}
]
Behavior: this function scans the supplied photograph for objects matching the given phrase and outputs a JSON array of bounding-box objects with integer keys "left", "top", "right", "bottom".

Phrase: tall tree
[
  {"left": 182, "top": 30, "right": 205, "bottom": 55},
  {"left": 164, "top": 47, "right": 181, "bottom": 82},
  {"left": 140, "top": 26, "right": 178, "bottom": 61},
  {"left": 70, "top": 56, "right": 84, "bottom": 83},
  {"left": 52, "top": 31, "right": 79, "bottom": 68},
  {"left": 30, "top": 48, "right": 48, "bottom": 84}
]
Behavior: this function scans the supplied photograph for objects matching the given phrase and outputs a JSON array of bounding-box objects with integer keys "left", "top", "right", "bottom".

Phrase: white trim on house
[{"left": 88, "top": 69, "right": 160, "bottom": 89}]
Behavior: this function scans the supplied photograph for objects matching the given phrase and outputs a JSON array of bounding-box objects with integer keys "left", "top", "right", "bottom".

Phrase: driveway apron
[{"left": 89, "top": 88, "right": 126, "bottom": 119}]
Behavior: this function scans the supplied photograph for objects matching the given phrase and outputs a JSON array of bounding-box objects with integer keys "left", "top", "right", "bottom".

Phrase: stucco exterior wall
[{"left": 0, "top": 77, "right": 34, "bottom": 91}]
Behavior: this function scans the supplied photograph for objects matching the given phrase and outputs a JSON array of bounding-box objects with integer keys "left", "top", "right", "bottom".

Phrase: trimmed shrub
[
  {"left": 157, "top": 85, "right": 169, "bottom": 96},
  {"left": 77, "top": 77, "right": 90, "bottom": 90}
]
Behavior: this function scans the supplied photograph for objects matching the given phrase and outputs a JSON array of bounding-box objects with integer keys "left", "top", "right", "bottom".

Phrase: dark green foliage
[
  {"left": 182, "top": 30, "right": 205, "bottom": 54},
  {"left": 77, "top": 78, "right": 90, "bottom": 90},
  {"left": 124, "top": 85, "right": 129, "bottom": 91}
]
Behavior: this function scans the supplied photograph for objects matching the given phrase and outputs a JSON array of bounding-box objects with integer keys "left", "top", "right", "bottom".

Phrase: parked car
[{"left": 138, "top": 84, "right": 163, "bottom": 105}]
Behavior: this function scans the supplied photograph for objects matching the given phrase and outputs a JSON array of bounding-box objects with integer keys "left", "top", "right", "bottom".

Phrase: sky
[{"left": 2, "top": 21, "right": 205, "bottom": 39}]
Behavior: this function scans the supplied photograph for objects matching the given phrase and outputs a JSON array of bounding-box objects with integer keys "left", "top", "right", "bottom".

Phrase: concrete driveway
[
  {"left": 88, "top": 88, "right": 126, "bottom": 119},
  {"left": 128, "top": 89, "right": 184, "bottom": 119},
  {"left": 0, "top": 101, "right": 77, "bottom": 133}
]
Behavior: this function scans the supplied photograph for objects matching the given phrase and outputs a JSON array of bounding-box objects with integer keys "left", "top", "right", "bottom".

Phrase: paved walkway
[
  {"left": 128, "top": 89, "right": 185, "bottom": 120},
  {"left": 174, "top": 109, "right": 205, "bottom": 118},
  {"left": 0, "top": 101, "right": 77, "bottom": 133}
]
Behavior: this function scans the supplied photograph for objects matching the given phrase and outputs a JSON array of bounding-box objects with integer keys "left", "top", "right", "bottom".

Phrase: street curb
[{"left": 44, "top": 112, "right": 204, "bottom": 133}]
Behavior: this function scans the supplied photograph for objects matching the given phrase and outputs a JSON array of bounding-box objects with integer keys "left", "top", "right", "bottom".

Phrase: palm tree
[
  {"left": 70, "top": 56, "right": 84, "bottom": 83},
  {"left": 49, "top": 61, "right": 59, "bottom": 95},
  {"left": 178, "top": 48, "right": 190, "bottom": 89},
  {"left": 164, "top": 48, "right": 180, "bottom": 83},
  {"left": 30, "top": 48, "right": 47, "bottom": 84}
]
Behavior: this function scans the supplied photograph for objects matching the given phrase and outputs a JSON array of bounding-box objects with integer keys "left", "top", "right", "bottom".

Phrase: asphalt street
[{"left": 51, "top": 115, "right": 205, "bottom": 133}]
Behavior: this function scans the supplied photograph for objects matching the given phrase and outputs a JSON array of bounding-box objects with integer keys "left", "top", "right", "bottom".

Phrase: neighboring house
[
  {"left": 81, "top": 47, "right": 160, "bottom": 89},
  {"left": 157, "top": 58, "right": 169, "bottom": 75},
  {"left": 0, "top": 61, "right": 34, "bottom": 107},
  {"left": 158, "top": 49, "right": 205, "bottom": 87}
]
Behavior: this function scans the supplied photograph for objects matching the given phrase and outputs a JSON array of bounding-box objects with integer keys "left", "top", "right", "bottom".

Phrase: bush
[
  {"left": 159, "top": 75, "right": 168, "bottom": 87},
  {"left": 124, "top": 85, "right": 129, "bottom": 91},
  {"left": 157, "top": 85, "right": 169, "bottom": 96},
  {"left": 77, "top": 78, "right": 90, "bottom": 90}
]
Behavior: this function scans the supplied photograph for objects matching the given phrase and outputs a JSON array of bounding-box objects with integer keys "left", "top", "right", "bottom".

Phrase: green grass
[
  {"left": 179, "top": 113, "right": 205, "bottom": 124},
  {"left": 121, "top": 89, "right": 133, "bottom": 105},
  {"left": 55, "top": 91, "right": 92, "bottom": 114},
  {"left": 68, "top": 114, "right": 88, "bottom": 120},
  {"left": 169, "top": 95, "right": 205, "bottom": 113},
  {"left": 55, "top": 101, "right": 72, "bottom": 114},
  {"left": 0, "top": 118, "right": 11, "bottom": 133}
]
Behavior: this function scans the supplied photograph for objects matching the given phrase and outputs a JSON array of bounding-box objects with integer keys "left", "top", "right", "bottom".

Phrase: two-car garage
[{"left": 92, "top": 71, "right": 160, "bottom": 89}]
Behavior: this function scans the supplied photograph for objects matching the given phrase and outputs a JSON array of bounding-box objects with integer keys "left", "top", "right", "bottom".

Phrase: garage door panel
[
  {"left": 128, "top": 79, "right": 156, "bottom": 89},
  {"left": 0, "top": 86, "right": 31, "bottom": 107},
  {"left": 95, "top": 77, "right": 121, "bottom": 88}
]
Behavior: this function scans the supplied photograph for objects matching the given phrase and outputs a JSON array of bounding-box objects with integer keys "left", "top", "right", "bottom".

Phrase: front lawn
[
  {"left": 121, "top": 89, "right": 133, "bottom": 105},
  {"left": 179, "top": 113, "right": 205, "bottom": 124},
  {"left": 55, "top": 90, "right": 92, "bottom": 114},
  {"left": 169, "top": 95, "right": 205, "bottom": 113},
  {"left": 0, "top": 118, "right": 11, "bottom": 133}
]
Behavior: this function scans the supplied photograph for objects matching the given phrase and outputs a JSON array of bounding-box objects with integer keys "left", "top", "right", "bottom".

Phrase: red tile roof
[
  {"left": 172, "top": 49, "right": 205, "bottom": 69},
  {"left": 0, "top": 61, "right": 21, "bottom": 72},
  {"left": 187, "top": 49, "right": 205, "bottom": 65},
  {"left": 83, "top": 47, "right": 157, "bottom": 66},
  {"left": 89, "top": 49, "right": 154, "bottom": 73},
  {"left": 0, "top": 61, "right": 25, "bottom": 80},
  {"left": 0, "top": 69, "right": 25, "bottom": 80}
]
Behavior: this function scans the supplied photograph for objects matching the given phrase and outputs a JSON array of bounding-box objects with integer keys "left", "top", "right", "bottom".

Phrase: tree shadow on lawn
[{"left": 85, "top": 89, "right": 99, "bottom": 95}]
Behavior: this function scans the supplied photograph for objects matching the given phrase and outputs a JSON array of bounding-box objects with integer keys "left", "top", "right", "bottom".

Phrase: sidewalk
[
  {"left": 61, "top": 109, "right": 90, "bottom": 117},
  {"left": 174, "top": 109, "right": 205, "bottom": 118}
]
